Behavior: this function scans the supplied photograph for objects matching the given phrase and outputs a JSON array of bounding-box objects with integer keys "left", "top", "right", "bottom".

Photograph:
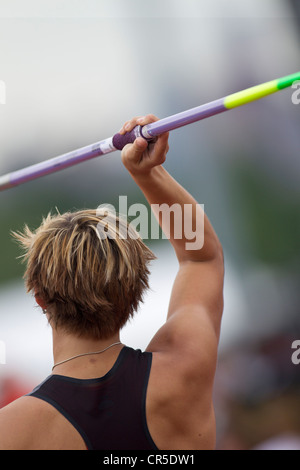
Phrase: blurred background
[{"left": 0, "top": 0, "right": 299, "bottom": 450}]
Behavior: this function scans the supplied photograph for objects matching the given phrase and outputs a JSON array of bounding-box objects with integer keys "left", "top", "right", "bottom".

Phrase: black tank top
[{"left": 27, "top": 346, "right": 158, "bottom": 450}]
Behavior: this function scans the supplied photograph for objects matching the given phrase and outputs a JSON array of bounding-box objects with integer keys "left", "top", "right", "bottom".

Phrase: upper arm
[
  {"left": 168, "top": 256, "right": 224, "bottom": 338},
  {"left": 146, "top": 254, "right": 224, "bottom": 374}
]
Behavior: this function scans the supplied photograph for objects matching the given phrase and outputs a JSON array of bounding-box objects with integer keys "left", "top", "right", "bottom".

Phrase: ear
[{"left": 34, "top": 293, "right": 47, "bottom": 311}]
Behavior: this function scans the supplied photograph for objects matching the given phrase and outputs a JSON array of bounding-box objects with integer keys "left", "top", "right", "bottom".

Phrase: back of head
[{"left": 13, "top": 208, "right": 155, "bottom": 339}]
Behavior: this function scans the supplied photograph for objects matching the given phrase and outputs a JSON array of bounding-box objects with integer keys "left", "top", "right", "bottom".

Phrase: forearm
[
  {"left": 129, "top": 165, "right": 222, "bottom": 263},
  {"left": 119, "top": 114, "right": 222, "bottom": 263}
]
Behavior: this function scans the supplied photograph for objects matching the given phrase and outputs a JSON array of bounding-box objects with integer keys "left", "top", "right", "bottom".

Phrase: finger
[
  {"left": 121, "top": 137, "right": 148, "bottom": 164},
  {"left": 153, "top": 131, "right": 169, "bottom": 154},
  {"left": 119, "top": 116, "right": 143, "bottom": 134},
  {"left": 145, "top": 131, "right": 169, "bottom": 166},
  {"left": 135, "top": 137, "right": 149, "bottom": 151},
  {"left": 136, "top": 114, "right": 158, "bottom": 126},
  {"left": 119, "top": 114, "right": 159, "bottom": 134}
]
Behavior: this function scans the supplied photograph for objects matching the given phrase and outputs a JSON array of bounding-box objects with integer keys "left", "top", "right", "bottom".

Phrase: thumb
[
  {"left": 121, "top": 137, "right": 148, "bottom": 168},
  {"left": 123, "top": 137, "right": 148, "bottom": 162},
  {"left": 134, "top": 137, "right": 148, "bottom": 153}
]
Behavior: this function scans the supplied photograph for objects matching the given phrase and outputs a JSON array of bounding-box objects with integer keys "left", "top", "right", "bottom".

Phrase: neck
[{"left": 51, "top": 327, "right": 122, "bottom": 373}]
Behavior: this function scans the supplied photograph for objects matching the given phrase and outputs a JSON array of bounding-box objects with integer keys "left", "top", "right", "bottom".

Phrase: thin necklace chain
[{"left": 52, "top": 341, "right": 122, "bottom": 371}]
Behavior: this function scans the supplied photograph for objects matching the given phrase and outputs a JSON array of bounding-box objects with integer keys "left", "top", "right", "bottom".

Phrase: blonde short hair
[{"left": 13, "top": 209, "right": 155, "bottom": 339}]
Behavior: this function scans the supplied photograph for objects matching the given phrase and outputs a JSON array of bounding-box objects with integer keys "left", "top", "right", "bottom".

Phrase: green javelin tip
[
  {"left": 224, "top": 71, "right": 300, "bottom": 110},
  {"left": 277, "top": 71, "right": 300, "bottom": 89}
]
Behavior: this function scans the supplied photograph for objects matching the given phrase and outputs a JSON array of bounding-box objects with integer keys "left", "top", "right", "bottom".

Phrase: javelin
[{"left": 0, "top": 71, "right": 299, "bottom": 191}]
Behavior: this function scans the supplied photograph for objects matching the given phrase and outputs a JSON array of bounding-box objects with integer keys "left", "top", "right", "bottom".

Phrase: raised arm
[{"left": 120, "top": 115, "right": 224, "bottom": 365}]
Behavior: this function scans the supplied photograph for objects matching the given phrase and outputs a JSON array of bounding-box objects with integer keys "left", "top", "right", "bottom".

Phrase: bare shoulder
[
  {"left": 0, "top": 396, "right": 51, "bottom": 449},
  {"left": 0, "top": 395, "right": 85, "bottom": 450}
]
